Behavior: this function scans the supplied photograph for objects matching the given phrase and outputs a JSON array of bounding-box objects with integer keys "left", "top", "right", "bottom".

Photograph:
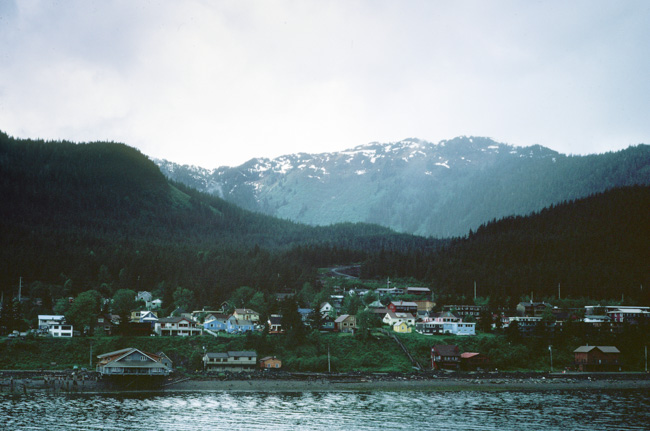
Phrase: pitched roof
[
  {"left": 205, "top": 352, "right": 229, "bottom": 359},
  {"left": 432, "top": 345, "right": 460, "bottom": 357},
  {"left": 391, "top": 301, "right": 418, "bottom": 307},
  {"left": 573, "top": 345, "right": 620, "bottom": 354},
  {"left": 335, "top": 314, "right": 351, "bottom": 323},
  {"left": 460, "top": 352, "right": 482, "bottom": 359},
  {"left": 96, "top": 347, "right": 165, "bottom": 366},
  {"left": 234, "top": 308, "right": 259, "bottom": 315},
  {"left": 205, "top": 313, "right": 230, "bottom": 322},
  {"left": 228, "top": 351, "right": 257, "bottom": 357},
  {"left": 157, "top": 316, "right": 197, "bottom": 324}
]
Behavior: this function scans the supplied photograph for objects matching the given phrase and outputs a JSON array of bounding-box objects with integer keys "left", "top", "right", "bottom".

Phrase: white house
[
  {"left": 154, "top": 317, "right": 203, "bottom": 336},
  {"left": 382, "top": 311, "right": 416, "bottom": 327},
  {"left": 38, "top": 315, "right": 65, "bottom": 331},
  {"left": 130, "top": 310, "right": 159, "bottom": 323},
  {"left": 49, "top": 324, "right": 74, "bottom": 337},
  {"left": 415, "top": 313, "right": 476, "bottom": 336},
  {"left": 320, "top": 302, "right": 334, "bottom": 316}
]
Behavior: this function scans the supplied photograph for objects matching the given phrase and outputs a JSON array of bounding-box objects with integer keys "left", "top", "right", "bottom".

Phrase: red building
[
  {"left": 388, "top": 301, "right": 418, "bottom": 315},
  {"left": 573, "top": 345, "right": 620, "bottom": 371},
  {"left": 431, "top": 345, "right": 460, "bottom": 370},
  {"left": 460, "top": 352, "right": 489, "bottom": 370}
]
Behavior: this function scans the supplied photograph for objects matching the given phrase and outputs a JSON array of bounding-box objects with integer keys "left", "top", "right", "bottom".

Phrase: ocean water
[{"left": 1, "top": 389, "right": 649, "bottom": 431}]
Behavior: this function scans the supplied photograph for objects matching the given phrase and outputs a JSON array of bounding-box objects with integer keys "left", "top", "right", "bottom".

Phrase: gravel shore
[{"left": 2, "top": 372, "right": 649, "bottom": 394}]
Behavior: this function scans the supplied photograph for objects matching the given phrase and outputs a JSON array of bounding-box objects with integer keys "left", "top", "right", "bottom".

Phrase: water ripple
[{"left": 0, "top": 390, "right": 649, "bottom": 431}]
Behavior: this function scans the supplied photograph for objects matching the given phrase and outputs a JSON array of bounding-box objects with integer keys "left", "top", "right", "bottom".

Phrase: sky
[{"left": 1, "top": 0, "right": 649, "bottom": 168}]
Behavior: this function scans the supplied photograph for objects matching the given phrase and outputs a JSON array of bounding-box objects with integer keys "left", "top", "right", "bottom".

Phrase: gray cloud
[{"left": 0, "top": 0, "right": 648, "bottom": 167}]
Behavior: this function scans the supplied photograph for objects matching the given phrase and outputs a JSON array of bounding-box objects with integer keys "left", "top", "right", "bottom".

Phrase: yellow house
[{"left": 393, "top": 321, "right": 412, "bottom": 333}]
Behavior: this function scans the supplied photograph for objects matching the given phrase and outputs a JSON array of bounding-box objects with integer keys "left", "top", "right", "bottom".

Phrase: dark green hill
[
  {"left": 0, "top": 132, "right": 435, "bottom": 305},
  {"left": 362, "top": 186, "right": 650, "bottom": 304}
]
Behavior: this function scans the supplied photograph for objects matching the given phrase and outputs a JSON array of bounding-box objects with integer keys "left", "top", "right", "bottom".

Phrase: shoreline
[{"left": 2, "top": 372, "right": 650, "bottom": 394}]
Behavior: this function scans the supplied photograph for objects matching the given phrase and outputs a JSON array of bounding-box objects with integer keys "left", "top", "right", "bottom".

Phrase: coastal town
[{"left": 2, "top": 279, "right": 648, "bottom": 382}]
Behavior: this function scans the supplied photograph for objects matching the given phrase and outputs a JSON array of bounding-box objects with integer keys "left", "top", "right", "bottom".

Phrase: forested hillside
[
  {"left": 0, "top": 132, "right": 435, "bottom": 308},
  {"left": 361, "top": 186, "right": 650, "bottom": 305},
  {"left": 2, "top": 131, "right": 647, "bottom": 313}
]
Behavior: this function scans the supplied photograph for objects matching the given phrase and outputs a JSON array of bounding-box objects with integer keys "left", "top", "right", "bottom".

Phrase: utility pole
[
  {"left": 549, "top": 345, "right": 553, "bottom": 372},
  {"left": 558, "top": 283, "right": 561, "bottom": 300},
  {"left": 327, "top": 344, "right": 331, "bottom": 373},
  {"left": 89, "top": 341, "right": 93, "bottom": 368},
  {"left": 474, "top": 281, "right": 477, "bottom": 300},
  {"left": 18, "top": 277, "right": 22, "bottom": 302},
  {"left": 645, "top": 345, "right": 647, "bottom": 373}
]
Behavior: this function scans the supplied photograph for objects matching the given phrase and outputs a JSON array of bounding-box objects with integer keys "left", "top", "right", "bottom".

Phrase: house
[
  {"left": 431, "top": 345, "right": 460, "bottom": 370},
  {"left": 405, "top": 287, "right": 431, "bottom": 296},
  {"left": 320, "top": 315, "right": 336, "bottom": 331},
  {"left": 268, "top": 315, "right": 283, "bottom": 333},
  {"left": 320, "top": 302, "right": 334, "bottom": 316},
  {"left": 414, "top": 300, "right": 436, "bottom": 313},
  {"left": 505, "top": 316, "right": 554, "bottom": 336},
  {"left": 387, "top": 301, "right": 418, "bottom": 315},
  {"left": 94, "top": 314, "right": 114, "bottom": 335},
  {"left": 383, "top": 311, "right": 416, "bottom": 327},
  {"left": 149, "top": 298, "right": 163, "bottom": 310},
  {"left": 460, "top": 352, "right": 489, "bottom": 371},
  {"left": 203, "top": 314, "right": 230, "bottom": 332},
  {"left": 49, "top": 324, "right": 74, "bottom": 337},
  {"left": 393, "top": 321, "right": 412, "bottom": 333},
  {"left": 517, "top": 301, "right": 551, "bottom": 317},
  {"left": 131, "top": 310, "right": 158, "bottom": 323},
  {"left": 233, "top": 308, "right": 260, "bottom": 323},
  {"left": 96, "top": 347, "right": 172, "bottom": 376},
  {"left": 573, "top": 346, "right": 621, "bottom": 371},
  {"left": 191, "top": 309, "right": 223, "bottom": 323},
  {"left": 260, "top": 356, "right": 282, "bottom": 370},
  {"left": 606, "top": 307, "right": 650, "bottom": 325},
  {"left": 415, "top": 312, "right": 476, "bottom": 336},
  {"left": 583, "top": 315, "right": 612, "bottom": 327},
  {"left": 226, "top": 316, "right": 255, "bottom": 334},
  {"left": 38, "top": 315, "right": 65, "bottom": 331},
  {"left": 136, "top": 291, "right": 153, "bottom": 304},
  {"left": 154, "top": 317, "right": 203, "bottom": 336},
  {"left": 203, "top": 351, "right": 257, "bottom": 372},
  {"left": 376, "top": 287, "right": 404, "bottom": 296},
  {"left": 334, "top": 314, "right": 356, "bottom": 333},
  {"left": 442, "top": 305, "right": 484, "bottom": 319}
]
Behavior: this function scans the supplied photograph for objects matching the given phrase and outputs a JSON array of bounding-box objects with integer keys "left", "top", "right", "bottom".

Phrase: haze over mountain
[{"left": 155, "top": 137, "right": 650, "bottom": 238}]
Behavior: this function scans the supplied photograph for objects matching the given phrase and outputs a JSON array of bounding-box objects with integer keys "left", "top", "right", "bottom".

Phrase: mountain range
[
  {"left": 1, "top": 131, "right": 648, "bottom": 305},
  {"left": 155, "top": 136, "right": 650, "bottom": 237}
]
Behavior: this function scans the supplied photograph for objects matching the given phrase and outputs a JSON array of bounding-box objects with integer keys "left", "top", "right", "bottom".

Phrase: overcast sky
[{"left": 1, "top": 1, "right": 649, "bottom": 168}]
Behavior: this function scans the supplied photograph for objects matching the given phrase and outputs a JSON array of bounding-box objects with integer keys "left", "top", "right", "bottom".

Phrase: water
[{"left": 1, "top": 390, "right": 649, "bottom": 431}]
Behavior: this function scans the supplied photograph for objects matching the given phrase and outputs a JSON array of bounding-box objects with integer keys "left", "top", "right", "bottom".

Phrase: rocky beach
[{"left": 2, "top": 370, "right": 649, "bottom": 394}]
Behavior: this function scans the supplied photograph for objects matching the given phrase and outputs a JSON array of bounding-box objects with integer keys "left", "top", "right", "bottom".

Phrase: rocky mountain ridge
[{"left": 155, "top": 136, "right": 649, "bottom": 237}]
